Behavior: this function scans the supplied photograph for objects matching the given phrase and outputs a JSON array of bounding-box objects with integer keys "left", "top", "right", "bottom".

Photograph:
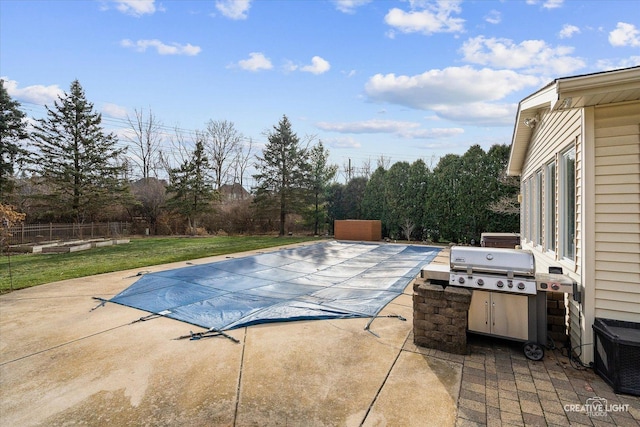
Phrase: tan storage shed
[{"left": 334, "top": 220, "right": 382, "bottom": 241}]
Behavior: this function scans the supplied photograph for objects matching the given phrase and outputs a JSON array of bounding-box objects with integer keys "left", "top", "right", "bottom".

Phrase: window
[
  {"left": 536, "top": 170, "right": 543, "bottom": 246},
  {"left": 522, "top": 180, "right": 528, "bottom": 240},
  {"left": 525, "top": 178, "right": 533, "bottom": 241},
  {"left": 545, "top": 161, "right": 556, "bottom": 252},
  {"left": 560, "top": 148, "right": 576, "bottom": 260}
]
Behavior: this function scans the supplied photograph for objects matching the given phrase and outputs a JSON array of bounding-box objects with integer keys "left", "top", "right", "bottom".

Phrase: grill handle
[
  {"left": 492, "top": 302, "right": 496, "bottom": 327},
  {"left": 484, "top": 301, "right": 489, "bottom": 325}
]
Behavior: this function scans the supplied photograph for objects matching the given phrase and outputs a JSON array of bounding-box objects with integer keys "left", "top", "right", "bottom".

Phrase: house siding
[
  {"left": 521, "top": 109, "right": 581, "bottom": 266},
  {"left": 593, "top": 102, "right": 640, "bottom": 322},
  {"left": 510, "top": 68, "right": 640, "bottom": 366},
  {"left": 519, "top": 108, "right": 584, "bottom": 359}
]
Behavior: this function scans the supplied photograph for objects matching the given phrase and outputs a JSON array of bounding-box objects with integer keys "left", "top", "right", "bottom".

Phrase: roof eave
[{"left": 507, "top": 84, "right": 558, "bottom": 176}]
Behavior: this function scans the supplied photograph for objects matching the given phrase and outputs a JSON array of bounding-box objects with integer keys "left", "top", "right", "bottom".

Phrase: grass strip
[{"left": 1, "top": 235, "right": 319, "bottom": 293}]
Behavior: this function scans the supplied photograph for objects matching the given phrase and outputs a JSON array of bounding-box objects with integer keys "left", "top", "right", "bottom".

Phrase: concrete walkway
[{"left": 1, "top": 243, "right": 638, "bottom": 426}]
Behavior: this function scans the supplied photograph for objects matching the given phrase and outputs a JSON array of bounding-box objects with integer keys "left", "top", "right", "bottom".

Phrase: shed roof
[{"left": 507, "top": 66, "right": 640, "bottom": 176}]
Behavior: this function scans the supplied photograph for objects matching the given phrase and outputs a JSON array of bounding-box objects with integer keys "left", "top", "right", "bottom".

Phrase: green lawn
[{"left": 0, "top": 235, "right": 320, "bottom": 293}]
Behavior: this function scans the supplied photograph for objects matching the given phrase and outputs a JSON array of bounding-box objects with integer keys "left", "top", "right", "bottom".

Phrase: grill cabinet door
[
  {"left": 490, "top": 292, "right": 528, "bottom": 341},
  {"left": 468, "top": 291, "right": 491, "bottom": 335},
  {"left": 468, "top": 290, "right": 529, "bottom": 341}
]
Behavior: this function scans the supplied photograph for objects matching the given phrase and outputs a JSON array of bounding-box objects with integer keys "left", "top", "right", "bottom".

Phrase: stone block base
[{"left": 413, "top": 278, "right": 472, "bottom": 355}]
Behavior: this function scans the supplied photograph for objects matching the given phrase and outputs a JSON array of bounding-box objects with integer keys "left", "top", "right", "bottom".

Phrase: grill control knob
[
  {"left": 458, "top": 277, "right": 465, "bottom": 284},
  {"left": 517, "top": 282, "right": 526, "bottom": 290},
  {"left": 507, "top": 281, "right": 513, "bottom": 288},
  {"left": 477, "top": 279, "right": 484, "bottom": 286},
  {"left": 551, "top": 283, "right": 560, "bottom": 291},
  {"left": 496, "top": 280, "right": 504, "bottom": 288}
]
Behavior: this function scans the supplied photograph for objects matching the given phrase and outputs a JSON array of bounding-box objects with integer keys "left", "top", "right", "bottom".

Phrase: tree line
[{"left": 1, "top": 79, "right": 519, "bottom": 243}]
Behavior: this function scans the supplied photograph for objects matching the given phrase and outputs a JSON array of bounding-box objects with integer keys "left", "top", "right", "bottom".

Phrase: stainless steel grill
[
  {"left": 449, "top": 246, "right": 537, "bottom": 295},
  {"left": 421, "top": 246, "right": 576, "bottom": 361}
]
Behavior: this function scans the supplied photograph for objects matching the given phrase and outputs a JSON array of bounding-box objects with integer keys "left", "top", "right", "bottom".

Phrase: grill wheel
[{"left": 523, "top": 341, "right": 545, "bottom": 361}]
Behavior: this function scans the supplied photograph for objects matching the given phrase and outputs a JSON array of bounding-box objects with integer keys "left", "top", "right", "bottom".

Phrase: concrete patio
[{"left": 1, "top": 242, "right": 638, "bottom": 426}]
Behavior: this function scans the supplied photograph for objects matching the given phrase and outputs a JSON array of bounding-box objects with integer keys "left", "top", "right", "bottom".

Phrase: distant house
[
  {"left": 218, "top": 183, "right": 251, "bottom": 201},
  {"left": 507, "top": 66, "right": 640, "bottom": 364}
]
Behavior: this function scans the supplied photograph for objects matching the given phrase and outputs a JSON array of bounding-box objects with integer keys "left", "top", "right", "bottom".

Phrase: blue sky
[{"left": 2, "top": 0, "right": 639, "bottom": 181}]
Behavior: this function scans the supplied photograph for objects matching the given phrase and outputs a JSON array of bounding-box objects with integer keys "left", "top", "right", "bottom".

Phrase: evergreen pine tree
[
  {"left": 166, "top": 138, "right": 216, "bottom": 233},
  {"left": 0, "top": 79, "right": 29, "bottom": 201},
  {"left": 253, "top": 115, "right": 310, "bottom": 236},
  {"left": 30, "top": 80, "right": 128, "bottom": 222},
  {"left": 305, "top": 141, "right": 337, "bottom": 235}
]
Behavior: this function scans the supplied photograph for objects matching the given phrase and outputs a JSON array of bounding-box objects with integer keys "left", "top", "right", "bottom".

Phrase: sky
[{"left": 1, "top": 0, "right": 639, "bottom": 182}]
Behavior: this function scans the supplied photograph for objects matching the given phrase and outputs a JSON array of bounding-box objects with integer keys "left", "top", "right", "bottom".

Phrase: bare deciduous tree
[
  {"left": 361, "top": 158, "right": 372, "bottom": 180},
  {"left": 401, "top": 218, "right": 415, "bottom": 242},
  {"left": 231, "top": 137, "right": 254, "bottom": 197},
  {"left": 488, "top": 175, "right": 521, "bottom": 214},
  {"left": 376, "top": 154, "right": 391, "bottom": 170},
  {"left": 125, "top": 108, "right": 163, "bottom": 179},
  {"left": 159, "top": 126, "right": 200, "bottom": 178},
  {"left": 205, "top": 120, "right": 242, "bottom": 189}
]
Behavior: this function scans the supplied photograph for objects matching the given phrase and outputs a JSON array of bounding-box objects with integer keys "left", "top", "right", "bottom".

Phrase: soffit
[{"left": 507, "top": 67, "right": 640, "bottom": 177}]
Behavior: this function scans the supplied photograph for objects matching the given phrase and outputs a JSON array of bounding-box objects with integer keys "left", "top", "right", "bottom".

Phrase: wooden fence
[{"left": 5, "top": 222, "right": 130, "bottom": 245}]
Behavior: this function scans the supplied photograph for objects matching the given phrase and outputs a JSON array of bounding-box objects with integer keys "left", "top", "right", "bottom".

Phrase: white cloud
[
  {"left": 431, "top": 102, "right": 518, "bottom": 126},
  {"left": 327, "top": 136, "right": 362, "bottom": 149},
  {"left": 485, "top": 10, "right": 501, "bottom": 25},
  {"left": 237, "top": 52, "right": 273, "bottom": 72},
  {"left": 1, "top": 77, "right": 63, "bottom": 105},
  {"left": 215, "top": 0, "right": 252, "bottom": 20},
  {"left": 559, "top": 24, "right": 580, "bottom": 39},
  {"left": 102, "top": 103, "right": 128, "bottom": 119},
  {"left": 526, "top": 0, "right": 564, "bottom": 9},
  {"left": 402, "top": 127, "right": 464, "bottom": 139},
  {"left": 384, "top": 0, "right": 464, "bottom": 36},
  {"left": 300, "top": 56, "right": 331, "bottom": 75},
  {"left": 365, "top": 66, "right": 540, "bottom": 109},
  {"left": 595, "top": 56, "right": 640, "bottom": 71},
  {"left": 332, "top": 0, "right": 371, "bottom": 14},
  {"left": 542, "top": 0, "right": 564, "bottom": 9},
  {"left": 316, "top": 119, "right": 463, "bottom": 139},
  {"left": 609, "top": 22, "right": 640, "bottom": 47},
  {"left": 460, "top": 36, "right": 585, "bottom": 74},
  {"left": 113, "top": 0, "right": 157, "bottom": 17},
  {"left": 283, "top": 60, "right": 298, "bottom": 73},
  {"left": 317, "top": 119, "right": 420, "bottom": 134},
  {"left": 121, "top": 39, "right": 201, "bottom": 56},
  {"left": 363, "top": 66, "right": 539, "bottom": 126}
]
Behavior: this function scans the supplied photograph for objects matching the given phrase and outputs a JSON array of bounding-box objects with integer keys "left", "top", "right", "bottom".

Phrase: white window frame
[
  {"left": 545, "top": 160, "right": 556, "bottom": 254},
  {"left": 559, "top": 146, "right": 576, "bottom": 262},
  {"left": 535, "top": 170, "right": 543, "bottom": 248},
  {"left": 524, "top": 178, "right": 532, "bottom": 242},
  {"left": 521, "top": 180, "right": 526, "bottom": 241}
]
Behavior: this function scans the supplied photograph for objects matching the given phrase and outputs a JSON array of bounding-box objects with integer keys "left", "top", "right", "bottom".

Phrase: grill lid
[{"left": 450, "top": 246, "right": 535, "bottom": 277}]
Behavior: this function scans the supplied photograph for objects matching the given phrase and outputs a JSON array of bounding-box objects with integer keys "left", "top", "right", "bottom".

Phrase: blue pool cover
[{"left": 109, "top": 241, "right": 440, "bottom": 331}]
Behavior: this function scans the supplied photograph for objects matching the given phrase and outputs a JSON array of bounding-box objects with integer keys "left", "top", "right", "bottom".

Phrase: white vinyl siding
[
  {"left": 518, "top": 108, "right": 583, "bottom": 360},
  {"left": 520, "top": 108, "right": 581, "bottom": 263},
  {"left": 510, "top": 68, "right": 640, "bottom": 365},
  {"left": 593, "top": 102, "right": 640, "bottom": 322}
]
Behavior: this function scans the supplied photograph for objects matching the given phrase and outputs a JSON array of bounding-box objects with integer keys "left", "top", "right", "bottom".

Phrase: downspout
[{"left": 580, "top": 106, "right": 597, "bottom": 365}]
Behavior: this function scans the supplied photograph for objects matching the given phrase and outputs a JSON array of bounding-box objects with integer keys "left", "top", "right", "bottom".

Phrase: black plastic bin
[{"left": 593, "top": 318, "right": 640, "bottom": 396}]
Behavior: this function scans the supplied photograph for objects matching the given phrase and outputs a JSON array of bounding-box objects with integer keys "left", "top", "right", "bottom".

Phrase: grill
[
  {"left": 421, "top": 246, "right": 576, "bottom": 361},
  {"left": 449, "top": 246, "right": 536, "bottom": 295}
]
